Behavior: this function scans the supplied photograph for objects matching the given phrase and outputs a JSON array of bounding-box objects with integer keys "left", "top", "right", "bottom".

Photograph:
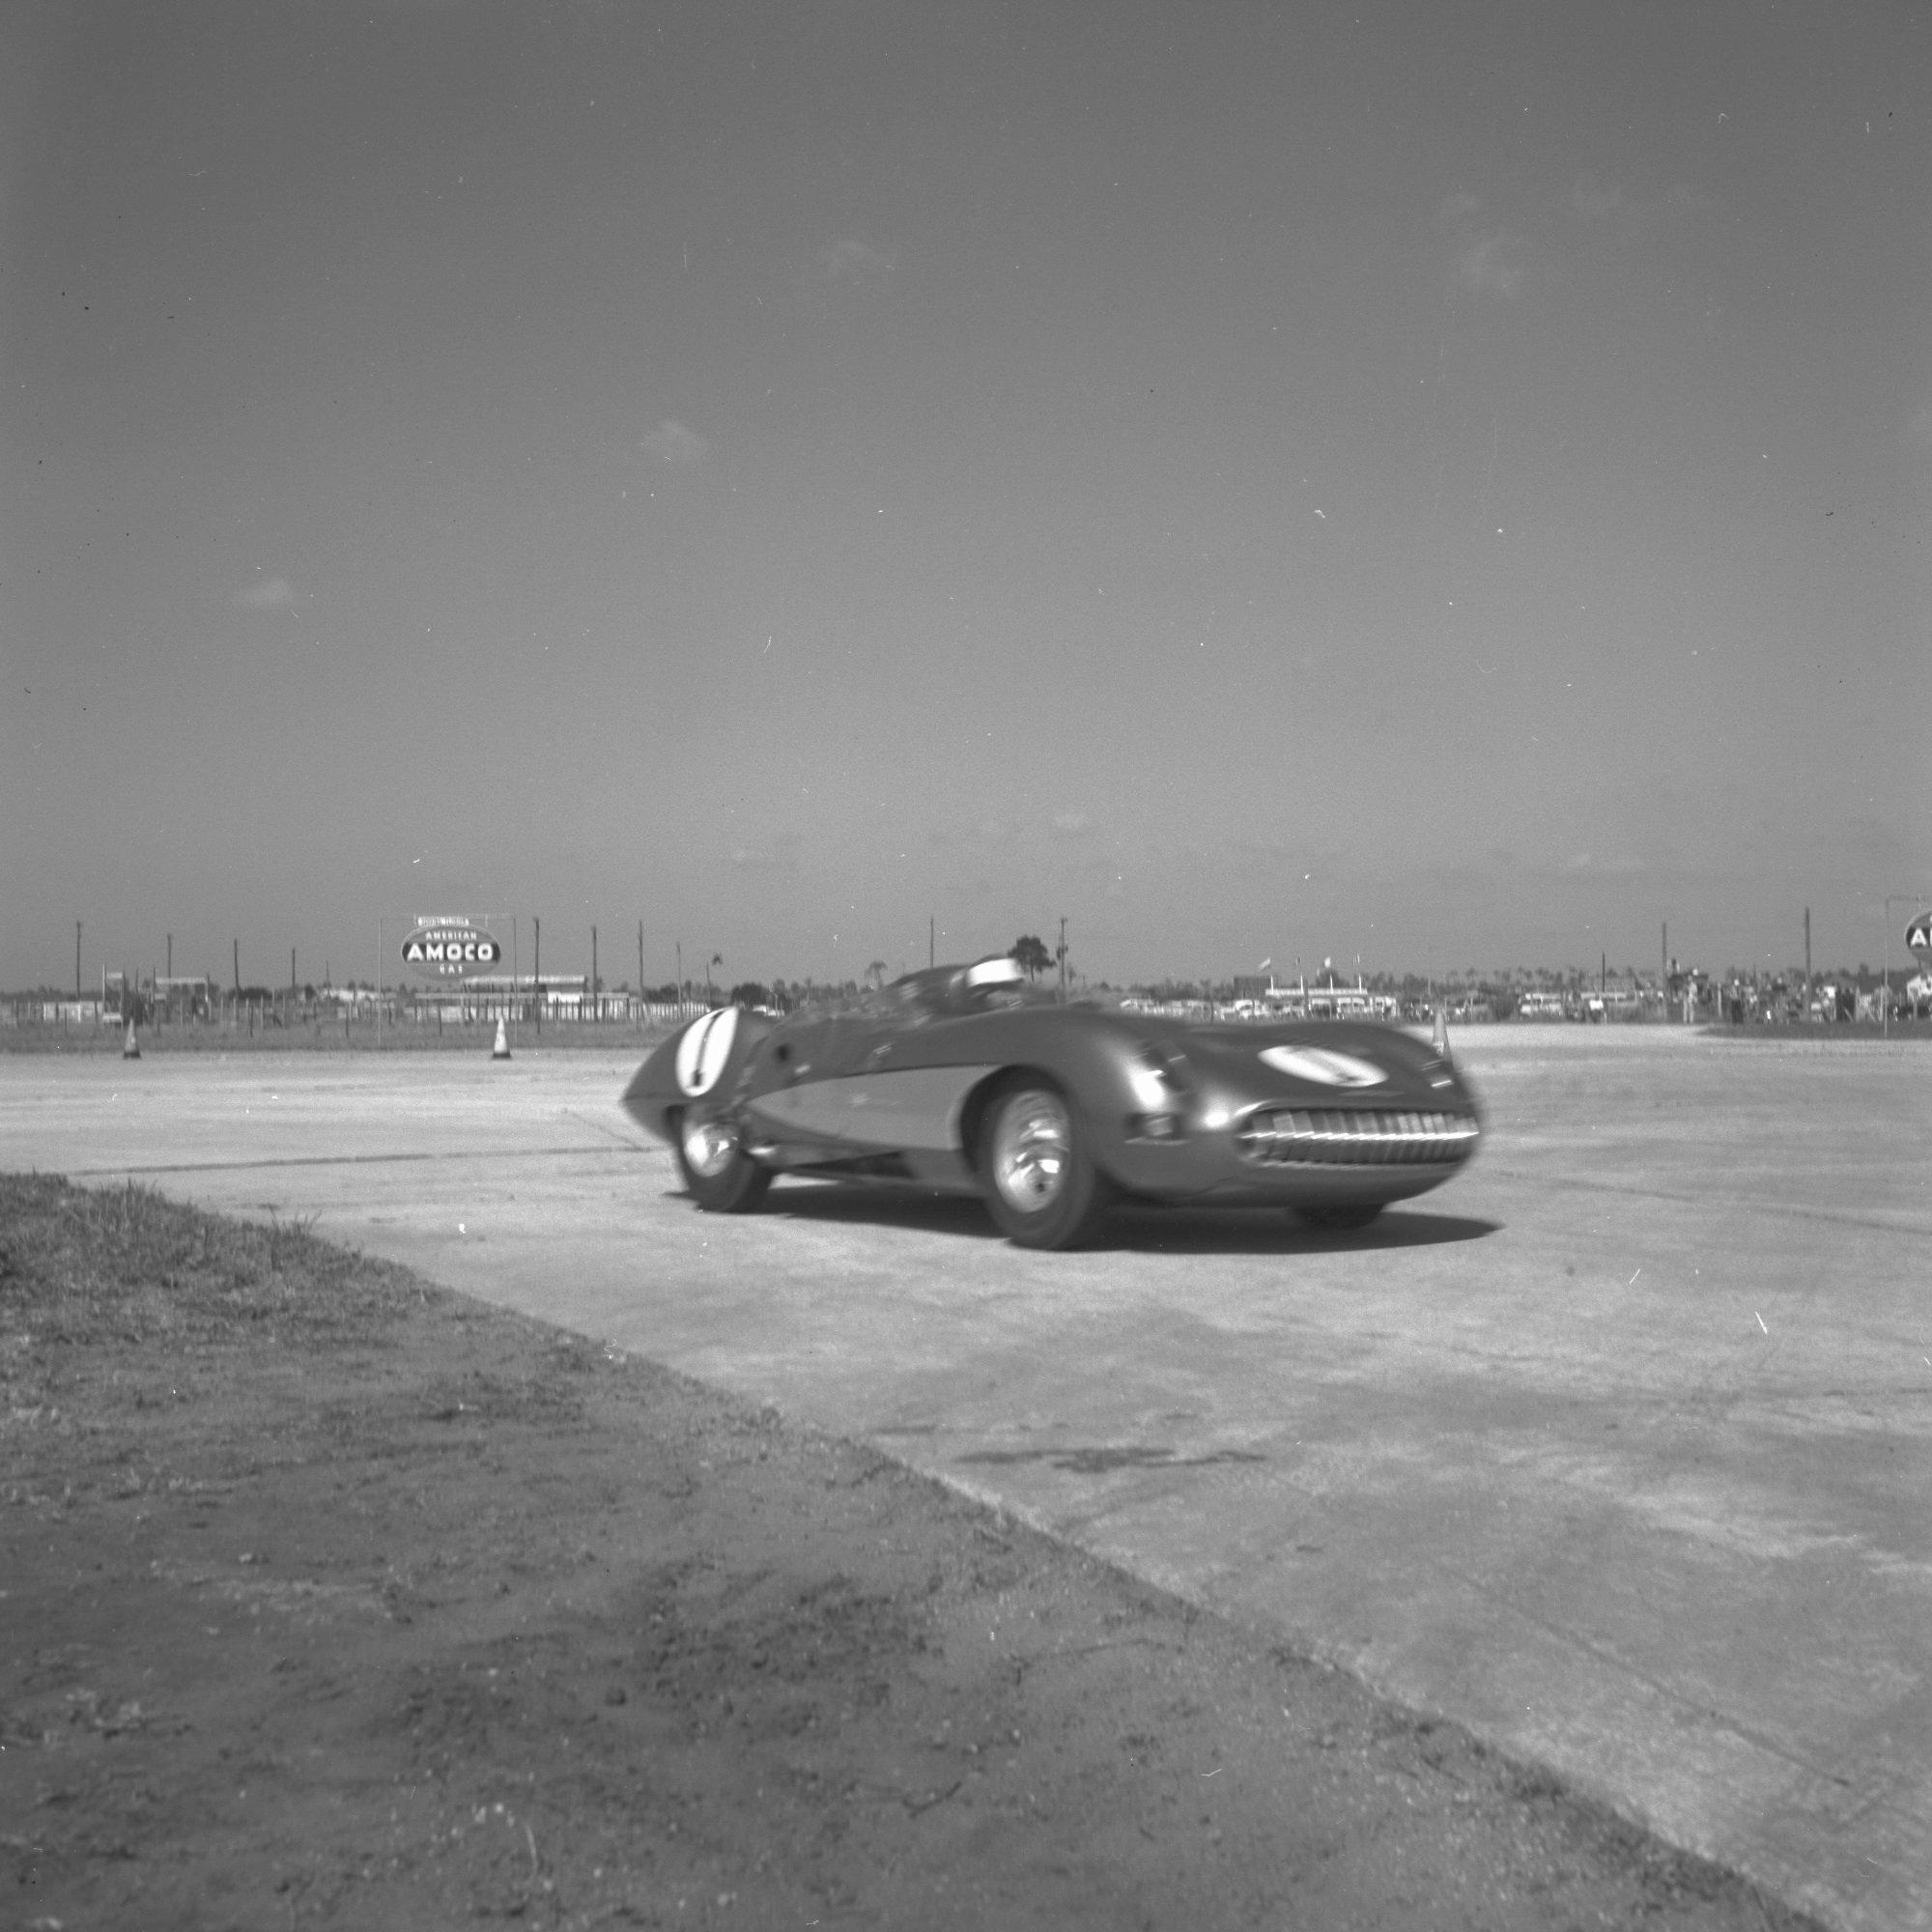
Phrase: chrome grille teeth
[{"left": 1235, "top": 1108, "right": 1479, "bottom": 1166}]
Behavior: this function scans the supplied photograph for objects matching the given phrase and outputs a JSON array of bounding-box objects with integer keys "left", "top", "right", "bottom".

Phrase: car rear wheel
[
  {"left": 674, "top": 1109, "right": 773, "bottom": 1213},
  {"left": 980, "top": 1081, "right": 1113, "bottom": 1249},
  {"left": 1297, "top": 1202, "right": 1382, "bottom": 1231}
]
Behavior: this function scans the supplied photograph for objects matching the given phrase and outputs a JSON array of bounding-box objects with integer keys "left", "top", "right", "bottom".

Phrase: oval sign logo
[
  {"left": 675, "top": 1007, "right": 740, "bottom": 1096},
  {"left": 1260, "top": 1044, "right": 1388, "bottom": 1089},
  {"left": 400, "top": 920, "right": 502, "bottom": 980}
]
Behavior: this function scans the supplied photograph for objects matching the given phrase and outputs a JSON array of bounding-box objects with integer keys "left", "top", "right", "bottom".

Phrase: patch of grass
[{"left": 0, "top": 1173, "right": 421, "bottom": 1358}]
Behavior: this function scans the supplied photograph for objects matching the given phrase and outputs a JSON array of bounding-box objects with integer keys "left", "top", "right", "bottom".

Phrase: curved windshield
[
  {"left": 783, "top": 963, "right": 1052, "bottom": 1024},
  {"left": 785, "top": 977, "right": 943, "bottom": 1025},
  {"left": 963, "top": 980, "right": 1043, "bottom": 1013}
]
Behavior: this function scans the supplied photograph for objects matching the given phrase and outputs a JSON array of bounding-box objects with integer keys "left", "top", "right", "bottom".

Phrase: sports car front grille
[{"left": 1236, "top": 1108, "right": 1479, "bottom": 1166}]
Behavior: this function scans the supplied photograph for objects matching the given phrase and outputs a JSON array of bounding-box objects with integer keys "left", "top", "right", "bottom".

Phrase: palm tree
[
  {"left": 1012, "top": 934, "right": 1051, "bottom": 980},
  {"left": 866, "top": 959, "right": 889, "bottom": 989}
]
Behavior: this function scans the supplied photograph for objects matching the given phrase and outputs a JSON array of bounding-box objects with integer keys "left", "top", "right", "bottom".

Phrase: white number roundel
[
  {"left": 1260, "top": 1044, "right": 1388, "bottom": 1089},
  {"left": 674, "top": 1007, "right": 740, "bottom": 1096}
]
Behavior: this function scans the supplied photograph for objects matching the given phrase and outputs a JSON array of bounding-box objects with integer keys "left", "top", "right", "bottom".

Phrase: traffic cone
[
  {"left": 1432, "top": 1003, "right": 1448, "bottom": 1058},
  {"left": 122, "top": 1018, "right": 141, "bottom": 1060},
  {"left": 492, "top": 1017, "right": 512, "bottom": 1061}
]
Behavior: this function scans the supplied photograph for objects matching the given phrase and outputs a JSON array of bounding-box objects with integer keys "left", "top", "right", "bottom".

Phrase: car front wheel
[
  {"left": 674, "top": 1109, "right": 773, "bottom": 1213},
  {"left": 980, "top": 1081, "right": 1113, "bottom": 1249}
]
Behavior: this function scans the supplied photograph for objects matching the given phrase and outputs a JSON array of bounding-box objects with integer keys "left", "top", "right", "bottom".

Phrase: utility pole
[
  {"left": 1058, "top": 916, "right": 1067, "bottom": 1003},
  {"left": 234, "top": 938, "right": 241, "bottom": 998},
  {"left": 1662, "top": 922, "right": 1668, "bottom": 1021},
  {"left": 166, "top": 933, "right": 172, "bottom": 980},
  {"left": 1804, "top": 906, "right": 1812, "bottom": 1021},
  {"left": 929, "top": 917, "right": 934, "bottom": 970},
  {"left": 75, "top": 922, "right": 82, "bottom": 1000},
  {"left": 591, "top": 924, "right": 598, "bottom": 1023},
  {"left": 676, "top": 941, "right": 683, "bottom": 1019},
  {"left": 638, "top": 922, "right": 644, "bottom": 1015},
  {"left": 533, "top": 917, "right": 542, "bottom": 1035}
]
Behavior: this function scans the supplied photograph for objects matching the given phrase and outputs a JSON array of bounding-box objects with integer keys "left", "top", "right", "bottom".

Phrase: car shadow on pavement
[
  {"left": 728, "top": 1180, "right": 1498, "bottom": 1252},
  {"left": 755, "top": 1181, "right": 1006, "bottom": 1239},
  {"left": 1098, "top": 1205, "right": 1499, "bottom": 1254}
]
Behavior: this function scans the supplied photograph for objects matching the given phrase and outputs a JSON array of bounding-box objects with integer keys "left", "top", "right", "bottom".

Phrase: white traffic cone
[
  {"left": 1433, "top": 1003, "right": 1448, "bottom": 1058},
  {"left": 492, "top": 1017, "right": 512, "bottom": 1061},
  {"left": 123, "top": 1018, "right": 141, "bottom": 1060}
]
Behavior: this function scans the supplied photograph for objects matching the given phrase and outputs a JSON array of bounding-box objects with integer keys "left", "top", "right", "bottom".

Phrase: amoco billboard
[{"left": 400, "top": 916, "right": 502, "bottom": 980}]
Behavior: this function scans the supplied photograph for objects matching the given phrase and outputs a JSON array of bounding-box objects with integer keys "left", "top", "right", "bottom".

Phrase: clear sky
[{"left": 5, "top": 1, "right": 1929, "bottom": 993}]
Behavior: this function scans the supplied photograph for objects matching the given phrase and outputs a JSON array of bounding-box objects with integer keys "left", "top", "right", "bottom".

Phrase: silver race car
[{"left": 622, "top": 956, "right": 1481, "bottom": 1249}]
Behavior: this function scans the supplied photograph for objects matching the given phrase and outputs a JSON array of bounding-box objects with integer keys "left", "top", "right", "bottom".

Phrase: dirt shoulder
[{"left": 2, "top": 1175, "right": 1818, "bottom": 1932}]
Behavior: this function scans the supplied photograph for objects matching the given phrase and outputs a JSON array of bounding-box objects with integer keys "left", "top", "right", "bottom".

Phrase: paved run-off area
[{"left": 5, "top": 1027, "right": 1928, "bottom": 1931}]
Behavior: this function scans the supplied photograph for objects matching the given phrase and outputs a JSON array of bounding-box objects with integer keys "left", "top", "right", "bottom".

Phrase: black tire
[
  {"left": 980, "top": 1080, "right": 1114, "bottom": 1249},
  {"left": 673, "top": 1109, "right": 773, "bottom": 1213},
  {"left": 1297, "top": 1202, "right": 1383, "bottom": 1232}
]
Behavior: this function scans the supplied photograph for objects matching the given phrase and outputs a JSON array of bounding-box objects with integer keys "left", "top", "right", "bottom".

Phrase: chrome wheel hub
[
  {"left": 991, "top": 1090, "right": 1070, "bottom": 1213},
  {"left": 682, "top": 1114, "right": 739, "bottom": 1179}
]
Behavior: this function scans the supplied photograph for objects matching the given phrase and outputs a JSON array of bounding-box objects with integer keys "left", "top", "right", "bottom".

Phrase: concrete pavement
[{"left": 5, "top": 1027, "right": 1927, "bottom": 1930}]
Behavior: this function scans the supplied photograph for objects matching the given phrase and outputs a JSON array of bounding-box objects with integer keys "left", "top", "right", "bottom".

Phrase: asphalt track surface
[{"left": 6, "top": 1028, "right": 1927, "bottom": 1932}]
